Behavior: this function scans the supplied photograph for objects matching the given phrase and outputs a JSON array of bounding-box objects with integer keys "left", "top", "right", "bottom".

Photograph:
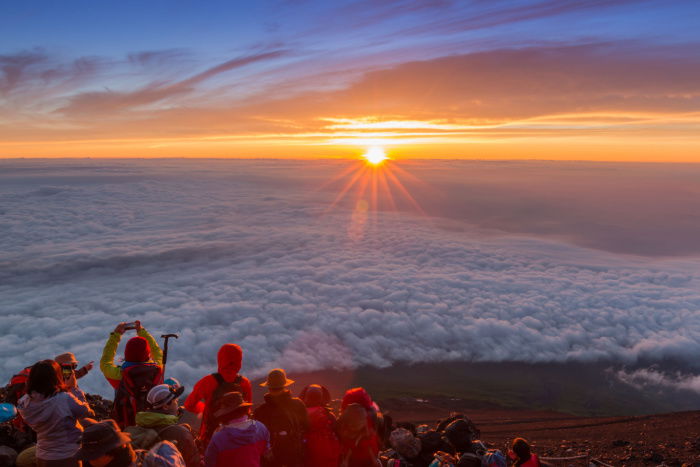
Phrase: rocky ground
[
  {"left": 381, "top": 396, "right": 700, "bottom": 466},
  {"left": 1, "top": 387, "right": 698, "bottom": 466}
]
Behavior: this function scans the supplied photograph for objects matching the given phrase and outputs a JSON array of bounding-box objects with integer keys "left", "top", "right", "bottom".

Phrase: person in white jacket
[{"left": 17, "top": 359, "right": 94, "bottom": 467}]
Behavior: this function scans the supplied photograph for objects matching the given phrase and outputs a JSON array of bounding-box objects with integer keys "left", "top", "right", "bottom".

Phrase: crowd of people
[{"left": 0, "top": 321, "right": 542, "bottom": 467}]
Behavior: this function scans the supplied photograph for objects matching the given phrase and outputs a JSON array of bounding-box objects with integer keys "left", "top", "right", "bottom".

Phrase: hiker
[
  {"left": 100, "top": 321, "right": 164, "bottom": 428},
  {"left": 78, "top": 418, "right": 186, "bottom": 467},
  {"left": 299, "top": 384, "right": 340, "bottom": 467},
  {"left": 507, "top": 438, "right": 540, "bottom": 467},
  {"left": 338, "top": 387, "right": 382, "bottom": 467},
  {"left": 204, "top": 391, "right": 270, "bottom": 467},
  {"left": 4, "top": 365, "right": 35, "bottom": 435},
  {"left": 126, "top": 384, "right": 200, "bottom": 467},
  {"left": 253, "top": 368, "right": 309, "bottom": 467},
  {"left": 17, "top": 360, "right": 94, "bottom": 467},
  {"left": 387, "top": 428, "right": 423, "bottom": 466},
  {"left": 78, "top": 418, "right": 136, "bottom": 467},
  {"left": 55, "top": 352, "right": 93, "bottom": 403},
  {"left": 183, "top": 343, "right": 252, "bottom": 447}
]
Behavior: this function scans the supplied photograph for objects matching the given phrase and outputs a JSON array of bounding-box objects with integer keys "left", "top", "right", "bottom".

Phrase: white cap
[{"left": 147, "top": 384, "right": 183, "bottom": 409}]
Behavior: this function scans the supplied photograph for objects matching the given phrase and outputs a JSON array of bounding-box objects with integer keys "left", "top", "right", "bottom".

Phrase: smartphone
[{"left": 123, "top": 322, "right": 138, "bottom": 331}]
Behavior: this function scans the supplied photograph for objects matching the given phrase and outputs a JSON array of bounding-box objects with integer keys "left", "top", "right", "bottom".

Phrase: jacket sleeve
[
  {"left": 137, "top": 328, "right": 163, "bottom": 365},
  {"left": 75, "top": 365, "right": 89, "bottom": 379},
  {"left": 204, "top": 436, "right": 219, "bottom": 467},
  {"left": 184, "top": 376, "right": 211, "bottom": 414},
  {"left": 66, "top": 391, "right": 94, "bottom": 419},
  {"left": 100, "top": 332, "right": 123, "bottom": 381}
]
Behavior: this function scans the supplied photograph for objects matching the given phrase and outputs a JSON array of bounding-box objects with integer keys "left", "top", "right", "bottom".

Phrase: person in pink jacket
[{"left": 17, "top": 360, "right": 94, "bottom": 467}]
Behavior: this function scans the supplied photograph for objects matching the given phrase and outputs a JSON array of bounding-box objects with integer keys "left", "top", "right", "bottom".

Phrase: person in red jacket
[
  {"left": 338, "top": 387, "right": 382, "bottom": 467},
  {"left": 508, "top": 438, "right": 541, "bottom": 467},
  {"left": 184, "top": 344, "right": 252, "bottom": 447},
  {"left": 299, "top": 384, "right": 340, "bottom": 467}
]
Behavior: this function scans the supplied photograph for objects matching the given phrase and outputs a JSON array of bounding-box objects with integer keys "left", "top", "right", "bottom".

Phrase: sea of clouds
[{"left": 1, "top": 159, "right": 699, "bottom": 397}]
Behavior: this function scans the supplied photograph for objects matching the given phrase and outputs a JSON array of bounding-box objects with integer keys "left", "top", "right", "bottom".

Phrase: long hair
[{"left": 26, "top": 360, "right": 67, "bottom": 398}]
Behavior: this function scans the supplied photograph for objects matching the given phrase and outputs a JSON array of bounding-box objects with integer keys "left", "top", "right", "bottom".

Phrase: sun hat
[
  {"left": 259, "top": 368, "right": 294, "bottom": 389},
  {"left": 213, "top": 392, "right": 252, "bottom": 419},
  {"left": 78, "top": 419, "right": 131, "bottom": 461},
  {"left": 54, "top": 353, "right": 79, "bottom": 365},
  {"left": 147, "top": 384, "right": 185, "bottom": 410}
]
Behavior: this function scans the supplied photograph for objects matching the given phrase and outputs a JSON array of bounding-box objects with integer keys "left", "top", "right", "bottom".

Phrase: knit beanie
[{"left": 124, "top": 336, "right": 150, "bottom": 362}]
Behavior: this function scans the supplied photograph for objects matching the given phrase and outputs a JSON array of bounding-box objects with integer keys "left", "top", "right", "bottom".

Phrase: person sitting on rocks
[
  {"left": 508, "top": 438, "right": 540, "bottom": 467},
  {"left": 55, "top": 352, "right": 93, "bottom": 403},
  {"left": 78, "top": 418, "right": 186, "bottom": 467},
  {"left": 126, "top": 384, "right": 200, "bottom": 467},
  {"left": 17, "top": 359, "right": 94, "bottom": 467}
]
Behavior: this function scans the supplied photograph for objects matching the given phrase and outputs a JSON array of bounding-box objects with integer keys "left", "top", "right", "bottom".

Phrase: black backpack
[
  {"left": 202, "top": 373, "right": 243, "bottom": 444},
  {"left": 112, "top": 363, "right": 163, "bottom": 428},
  {"left": 264, "top": 403, "right": 304, "bottom": 465}
]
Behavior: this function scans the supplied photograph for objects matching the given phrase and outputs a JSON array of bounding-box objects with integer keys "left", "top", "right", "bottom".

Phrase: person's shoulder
[{"left": 290, "top": 397, "right": 306, "bottom": 409}]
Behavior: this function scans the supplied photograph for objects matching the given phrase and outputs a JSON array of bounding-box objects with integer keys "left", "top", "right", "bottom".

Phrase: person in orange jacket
[{"left": 184, "top": 344, "right": 253, "bottom": 447}]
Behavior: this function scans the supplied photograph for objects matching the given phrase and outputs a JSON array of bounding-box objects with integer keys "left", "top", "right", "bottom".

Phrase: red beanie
[{"left": 124, "top": 336, "right": 150, "bottom": 362}]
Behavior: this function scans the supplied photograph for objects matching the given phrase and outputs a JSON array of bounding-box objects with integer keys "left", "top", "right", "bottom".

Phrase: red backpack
[
  {"left": 5, "top": 367, "right": 32, "bottom": 432},
  {"left": 306, "top": 406, "right": 341, "bottom": 466},
  {"left": 111, "top": 363, "right": 163, "bottom": 428}
]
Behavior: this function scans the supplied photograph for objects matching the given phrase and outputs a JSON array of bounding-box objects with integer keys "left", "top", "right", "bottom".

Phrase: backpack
[
  {"left": 481, "top": 450, "right": 507, "bottom": 467},
  {"left": 5, "top": 367, "right": 32, "bottom": 432},
  {"left": 202, "top": 373, "right": 242, "bottom": 444},
  {"left": 418, "top": 430, "right": 453, "bottom": 462},
  {"left": 264, "top": 401, "right": 305, "bottom": 463},
  {"left": 136, "top": 440, "right": 186, "bottom": 467},
  {"left": 456, "top": 453, "right": 482, "bottom": 467},
  {"left": 112, "top": 364, "right": 163, "bottom": 428},
  {"left": 5, "top": 368, "right": 31, "bottom": 405}
]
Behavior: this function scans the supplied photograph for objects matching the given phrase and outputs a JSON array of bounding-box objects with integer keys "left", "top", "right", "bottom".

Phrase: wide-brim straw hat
[
  {"left": 54, "top": 352, "right": 78, "bottom": 365},
  {"left": 259, "top": 368, "right": 295, "bottom": 389},
  {"left": 78, "top": 419, "right": 131, "bottom": 461},
  {"left": 213, "top": 391, "right": 253, "bottom": 419}
]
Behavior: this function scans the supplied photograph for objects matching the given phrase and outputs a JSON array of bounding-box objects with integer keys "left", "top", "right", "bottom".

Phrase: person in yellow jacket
[{"left": 100, "top": 320, "right": 163, "bottom": 390}]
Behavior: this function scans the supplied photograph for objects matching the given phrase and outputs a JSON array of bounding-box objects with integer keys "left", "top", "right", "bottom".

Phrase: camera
[{"left": 123, "top": 322, "right": 138, "bottom": 331}]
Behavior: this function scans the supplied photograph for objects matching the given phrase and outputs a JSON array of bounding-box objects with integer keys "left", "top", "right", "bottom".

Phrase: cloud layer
[{"left": 0, "top": 159, "right": 699, "bottom": 397}]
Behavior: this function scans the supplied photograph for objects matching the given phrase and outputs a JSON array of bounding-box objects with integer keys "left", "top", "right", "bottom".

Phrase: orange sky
[{"left": 2, "top": 9, "right": 700, "bottom": 161}]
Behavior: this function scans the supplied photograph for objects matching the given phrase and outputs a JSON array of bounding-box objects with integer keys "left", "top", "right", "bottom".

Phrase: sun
[{"left": 363, "top": 146, "right": 388, "bottom": 165}]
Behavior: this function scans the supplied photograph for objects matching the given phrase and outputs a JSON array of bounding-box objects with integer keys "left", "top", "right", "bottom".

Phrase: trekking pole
[{"left": 160, "top": 333, "right": 179, "bottom": 376}]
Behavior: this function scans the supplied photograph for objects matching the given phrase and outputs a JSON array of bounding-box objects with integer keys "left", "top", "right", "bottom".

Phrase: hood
[
  {"left": 217, "top": 344, "right": 242, "bottom": 380},
  {"left": 217, "top": 420, "right": 261, "bottom": 446},
  {"left": 125, "top": 336, "right": 151, "bottom": 362},
  {"left": 18, "top": 392, "right": 57, "bottom": 425},
  {"left": 341, "top": 387, "right": 373, "bottom": 411},
  {"left": 136, "top": 411, "right": 179, "bottom": 428}
]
